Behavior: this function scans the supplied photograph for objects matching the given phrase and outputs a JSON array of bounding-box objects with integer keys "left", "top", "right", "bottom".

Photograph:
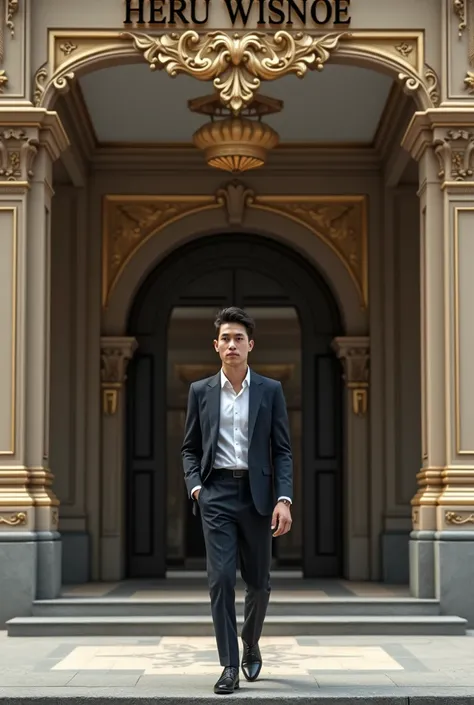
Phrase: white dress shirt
[{"left": 191, "top": 368, "right": 291, "bottom": 504}]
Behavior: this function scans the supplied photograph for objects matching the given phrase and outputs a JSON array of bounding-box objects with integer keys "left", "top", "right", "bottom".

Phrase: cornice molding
[{"left": 90, "top": 144, "right": 381, "bottom": 174}]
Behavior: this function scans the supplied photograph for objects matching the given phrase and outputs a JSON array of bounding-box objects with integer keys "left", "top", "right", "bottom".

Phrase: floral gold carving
[
  {"left": 122, "top": 30, "right": 346, "bottom": 114},
  {"left": 216, "top": 180, "right": 255, "bottom": 225},
  {"left": 0, "top": 511, "right": 26, "bottom": 526},
  {"left": 251, "top": 197, "right": 367, "bottom": 307},
  {"left": 6, "top": 0, "right": 19, "bottom": 38},
  {"left": 395, "top": 42, "right": 414, "bottom": 58},
  {"left": 454, "top": 0, "right": 467, "bottom": 35},
  {"left": 434, "top": 129, "right": 474, "bottom": 181},
  {"left": 445, "top": 510, "right": 474, "bottom": 525},
  {"left": 103, "top": 197, "right": 217, "bottom": 306},
  {"left": 0, "top": 128, "right": 38, "bottom": 182},
  {"left": 59, "top": 41, "right": 77, "bottom": 56},
  {"left": 0, "top": 68, "right": 7, "bottom": 92},
  {"left": 464, "top": 70, "right": 474, "bottom": 92}
]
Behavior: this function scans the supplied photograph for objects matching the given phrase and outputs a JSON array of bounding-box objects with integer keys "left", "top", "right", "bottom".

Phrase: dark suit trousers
[{"left": 198, "top": 473, "right": 272, "bottom": 667}]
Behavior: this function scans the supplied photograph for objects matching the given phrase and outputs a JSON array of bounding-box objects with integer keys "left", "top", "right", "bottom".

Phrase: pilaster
[
  {"left": 0, "top": 108, "right": 69, "bottom": 625},
  {"left": 403, "top": 108, "right": 474, "bottom": 623},
  {"left": 332, "top": 337, "right": 370, "bottom": 581},
  {"left": 100, "top": 336, "right": 137, "bottom": 580}
]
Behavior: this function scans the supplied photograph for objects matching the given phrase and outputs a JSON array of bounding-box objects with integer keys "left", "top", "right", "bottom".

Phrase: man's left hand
[{"left": 271, "top": 501, "right": 292, "bottom": 537}]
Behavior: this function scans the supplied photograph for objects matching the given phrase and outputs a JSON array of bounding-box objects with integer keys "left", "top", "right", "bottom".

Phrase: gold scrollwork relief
[
  {"left": 102, "top": 187, "right": 368, "bottom": 310},
  {"left": 445, "top": 510, "right": 474, "bottom": 525},
  {"left": 0, "top": 510, "right": 26, "bottom": 526},
  {"left": 123, "top": 30, "right": 347, "bottom": 114}
]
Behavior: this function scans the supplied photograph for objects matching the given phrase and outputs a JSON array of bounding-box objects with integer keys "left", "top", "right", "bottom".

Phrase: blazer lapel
[
  {"left": 248, "top": 370, "right": 264, "bottom": 446},
  {"left": 206, "top": 373, "right": 221, "bottom": 462}
]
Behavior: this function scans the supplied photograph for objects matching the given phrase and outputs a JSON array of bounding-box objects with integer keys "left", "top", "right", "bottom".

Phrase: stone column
[
  {"left": 403, "top": 110, "right": 474, "bottom": 624},
  {"left": 100, "top": 336, "right": 137, "bottom": 580},
  {"left": 0, "top": 110, "right": 69, "bottom": 625},
  {"left": 332, "top": 337, "right": 370, "bottom": 580}
]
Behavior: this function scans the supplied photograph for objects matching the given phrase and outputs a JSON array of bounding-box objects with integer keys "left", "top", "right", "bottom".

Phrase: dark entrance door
[{"left": 126, "top": 234, "right": 343, "bottom": 578}]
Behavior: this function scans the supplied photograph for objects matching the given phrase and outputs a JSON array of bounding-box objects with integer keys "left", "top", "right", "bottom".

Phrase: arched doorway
[{"left": 126, "top": 233, "right": 344, "bottom": 579}]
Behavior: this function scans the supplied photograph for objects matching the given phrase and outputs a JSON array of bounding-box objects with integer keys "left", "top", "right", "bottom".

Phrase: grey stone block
[
  {"left": 37, "top": 535, "right": 62, "bottom": 599},
  {"left": 381, "top": 532, "right": 409, "bottom": 584},
  {"left": 410, "top": 537, "right": 435, "bottom": 598},
  {"left": 61, "top": 531, "right": 90, "bottom": 584},
  {"left": 435, "top": 538, "right": 474, "bottom": 627},
  {"left": 0, "top": 540, "right": 36, "bottom": 627}
]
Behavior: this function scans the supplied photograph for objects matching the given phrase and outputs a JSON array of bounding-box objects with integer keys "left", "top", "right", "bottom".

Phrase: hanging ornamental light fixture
[{"left": 188, "top": 93, "right": 283, "bottom": 173}]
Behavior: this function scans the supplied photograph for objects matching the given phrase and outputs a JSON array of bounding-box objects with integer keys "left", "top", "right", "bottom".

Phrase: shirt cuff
[
  {"left": 278, "top": 496, "right": 292, "bottom": 504},
  {"left": 191, "top": 485, "right": 202, "bottom": 499}
]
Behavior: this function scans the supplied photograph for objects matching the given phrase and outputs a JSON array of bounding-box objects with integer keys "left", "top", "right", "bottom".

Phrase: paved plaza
[{"left": 1, "top": 630, "right": 474, "bottom": 702}]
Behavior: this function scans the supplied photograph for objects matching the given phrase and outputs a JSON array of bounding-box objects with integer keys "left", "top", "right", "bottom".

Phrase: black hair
[{"left": 214, "top": 307, "right": 255, "bottom": 339}]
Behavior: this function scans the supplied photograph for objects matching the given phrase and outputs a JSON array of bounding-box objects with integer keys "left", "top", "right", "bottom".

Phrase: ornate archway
[
  {"left": 34, "top": 29, "right": 439, "bottom": 112},
  {"left": 101, "top": 182, "right": 368, "bottom": 335}
]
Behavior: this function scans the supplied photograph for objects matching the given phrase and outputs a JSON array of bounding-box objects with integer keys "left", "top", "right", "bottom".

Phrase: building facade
[{"left": 1, "top": 0, "right": 474, "bottom": 627}]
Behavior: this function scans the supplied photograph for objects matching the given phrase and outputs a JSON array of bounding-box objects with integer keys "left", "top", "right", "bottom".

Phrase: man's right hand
[{"left": 192, "top": 489, "right": 200, "bottom": 500}]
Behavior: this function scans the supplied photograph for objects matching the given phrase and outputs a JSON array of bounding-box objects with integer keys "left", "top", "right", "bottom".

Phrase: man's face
[{"left": 214, "top": 322, "right": 254, "bottom": 366}]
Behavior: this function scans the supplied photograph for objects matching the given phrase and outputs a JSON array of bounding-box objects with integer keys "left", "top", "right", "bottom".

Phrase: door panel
[
  {"left": 126, "top": 340, "right": 166, "bottom": 577},
  {"left": 303, "top": 347, "right": 342, "bottom": 577}
]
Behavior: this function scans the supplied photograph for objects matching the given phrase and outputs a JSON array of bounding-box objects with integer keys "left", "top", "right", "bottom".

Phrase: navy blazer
[{"left": 181, "top": 369, "right": 293, "bottom": 516}]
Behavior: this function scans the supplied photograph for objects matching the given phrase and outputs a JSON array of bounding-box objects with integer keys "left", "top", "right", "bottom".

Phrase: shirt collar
[{"left": 220, "top": 366, "right": 251, "bottom": 389}]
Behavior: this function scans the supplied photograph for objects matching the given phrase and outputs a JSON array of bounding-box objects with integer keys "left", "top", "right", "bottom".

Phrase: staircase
[{"left": 5, "top": 576, "right": 467, "bottom": 637}]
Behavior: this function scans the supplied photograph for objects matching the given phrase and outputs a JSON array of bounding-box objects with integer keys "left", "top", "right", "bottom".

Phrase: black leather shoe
[
  {"left": 214, "top": 666, "right": 240, "bottom": 694},
  {"left": 241, "top": 641, "right": 262, "bottom": 681}
]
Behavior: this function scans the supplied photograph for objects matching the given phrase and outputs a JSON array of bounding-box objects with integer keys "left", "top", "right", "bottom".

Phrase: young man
[{"left": 181, "top": 307, "right": 293, "bottom": 694}]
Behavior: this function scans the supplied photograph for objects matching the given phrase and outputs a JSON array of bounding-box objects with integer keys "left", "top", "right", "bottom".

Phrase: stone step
[
  {"left": 30, "top": 597, "right": 441, "bottom": 618},
  {"left": 6, "top": 614, "right": 467, "bottom": 637}
]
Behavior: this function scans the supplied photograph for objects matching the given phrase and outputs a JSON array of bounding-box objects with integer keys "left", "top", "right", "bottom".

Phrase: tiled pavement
[{"left": 2, "top": 631, "right": 474, "bottom": 701}]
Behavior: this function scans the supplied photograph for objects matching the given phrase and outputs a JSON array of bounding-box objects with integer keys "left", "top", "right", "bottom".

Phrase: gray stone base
[
  {"left": 409, "top": 532, "right": 435, "bottom": 598},
  {"left": 381, "top": 531, "right": 409, "bottom": 584},
  {"left": 37, "top": 534, "right": 62, "bottom": 598},
  {"left": 0, "top": 532, "right": 62, "bottom": 626},
  {"left": 435, "top": 533, "right": 474, "bottom": 628},
  {"left": 61, "top": 531, "right": 90, "bottom": 584},
  {"left": 0, "top": 536, "right": 36, "bottom": 627}
]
